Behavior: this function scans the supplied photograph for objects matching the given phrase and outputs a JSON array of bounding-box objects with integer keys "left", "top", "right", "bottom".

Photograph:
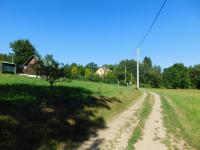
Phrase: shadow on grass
[{"left": 0, "top": 84, "right": 121, "bottom": 150}]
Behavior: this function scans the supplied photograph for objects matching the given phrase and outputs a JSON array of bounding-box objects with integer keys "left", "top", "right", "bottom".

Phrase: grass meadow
[
  {"left": 151, "top": 89, "right": 200, "bottom": 149},
  {"left": 0, "top": 74, "right": 141, "bottom": 150}
]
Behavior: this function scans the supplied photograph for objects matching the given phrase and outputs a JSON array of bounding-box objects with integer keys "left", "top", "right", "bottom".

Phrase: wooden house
[{"left": 22, "top": 55, "right": 38, "bottom": 75}]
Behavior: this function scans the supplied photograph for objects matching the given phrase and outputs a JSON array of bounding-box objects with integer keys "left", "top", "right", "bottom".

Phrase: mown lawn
[
  {"left": 0, "top": 74, "right": 141, "bottom": 150},
  {"left": 151, "top": 89, "right": 200, "bottom": 149}
]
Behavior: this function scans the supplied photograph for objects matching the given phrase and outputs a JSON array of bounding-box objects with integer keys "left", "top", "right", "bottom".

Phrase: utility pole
[
  {"left": 131, "top": 72, "right": 132, "bottom": 83},
  {"left": 130, "top": 72, "right": 133, "bottom": 88},
  {"left": 124, "top": 66, "right": 127, "bottom": 84},
  {"left": 137, "top": 48, "right": 140, "bottom": 90},
  {"left": 134, "top": 0, "right": 166, "bottom": 90}
]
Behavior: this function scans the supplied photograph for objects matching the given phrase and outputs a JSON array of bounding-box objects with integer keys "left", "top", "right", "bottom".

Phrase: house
[
  {"left": 95, "top": 67, "right": 110, "bottom": 77},
  {"left": 22, "top": 55, "right": 38, "bottom": 75},
  {"left": 0, "top": 61, "right": 16, "bottom": 74}
]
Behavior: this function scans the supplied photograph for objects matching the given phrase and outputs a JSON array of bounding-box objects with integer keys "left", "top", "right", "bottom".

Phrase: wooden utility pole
[
  {"left": 124, "top": 66, "right": 127, "bottom": 84},
  {"left": 137, "top": 48, "right": 140, "bottom": 90},
  {"left": 131, "top": 72, "right": 133, "bottom": 83}
]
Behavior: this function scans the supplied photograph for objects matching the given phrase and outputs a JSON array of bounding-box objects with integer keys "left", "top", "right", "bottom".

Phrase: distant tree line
[{"left": 1, "top": 39, "right": 200, "bottom": 89}]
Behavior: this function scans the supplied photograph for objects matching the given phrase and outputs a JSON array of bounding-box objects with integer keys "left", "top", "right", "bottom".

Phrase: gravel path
[
  {"left": 76, "top": 91, "right": 147, "bottom": 150},
  {"left": 134, "top": 92, "right": 167, "bottom": 150}
]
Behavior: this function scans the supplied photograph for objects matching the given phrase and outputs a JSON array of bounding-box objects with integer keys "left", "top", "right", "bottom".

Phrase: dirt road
[
  {"left": 134, "top": 92, "right": 167, "bottom": 150},
  {"left": 76, "top": 91, "right": 147, "bottom": 150}
]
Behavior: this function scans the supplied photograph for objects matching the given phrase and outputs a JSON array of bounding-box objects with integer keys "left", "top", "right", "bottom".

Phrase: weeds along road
[{"left": 76, "top": 91, "right": 147, "bottom": 150}]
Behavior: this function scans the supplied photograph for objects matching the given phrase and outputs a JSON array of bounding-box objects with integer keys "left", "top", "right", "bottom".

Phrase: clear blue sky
[{"left": 0, "top": 0, "right": 200, "bottom": 68}]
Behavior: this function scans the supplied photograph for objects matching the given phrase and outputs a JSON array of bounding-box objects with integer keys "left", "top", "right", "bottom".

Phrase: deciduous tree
[
  {"left": 189, "top": 65, "right": 200, "bottom": 89},
  {"left": 71, "top": 66, "right": 79, "bottom": 78},
  {"left": 34, "top": 55, "right": 63, "bottom": 86},
  {"left": 85, "top": 62, "right": 98, "bottom": 72},
  {"left": 10, "top": 39, "right": 39, "bottom": 65},
  {"left": 163, "top": 63, "right": 190, "bottom": 89}
]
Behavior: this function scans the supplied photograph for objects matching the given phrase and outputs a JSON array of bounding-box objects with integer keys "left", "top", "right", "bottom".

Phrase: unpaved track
[
  {"left": 76, "top": 91, "right": 147, "bottom": 150},
  {"left": 134, "top": 92, "right": 167, "bottom": 150}
]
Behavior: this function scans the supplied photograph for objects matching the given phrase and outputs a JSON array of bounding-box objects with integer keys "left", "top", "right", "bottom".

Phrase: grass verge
[
  {"left": 151, "top": 89, "right": 200, "bottom": 149},
  {"left": 127, "top": 92, "right": 154, "bottom": 150},
  {"left": 160, "top": 96, "right": 183, "bottom": 148}
]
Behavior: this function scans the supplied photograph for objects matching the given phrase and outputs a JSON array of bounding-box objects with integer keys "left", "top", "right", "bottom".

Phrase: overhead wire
[{"left": 137, "top": 0, "right": 167, "bottom": 48}]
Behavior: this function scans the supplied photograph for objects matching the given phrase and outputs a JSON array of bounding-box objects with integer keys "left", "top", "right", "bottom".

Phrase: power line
[
  {"left": 136, "top": 0, "right": 167, "bottom": 90},
  {"left": 137, "top": 0, "right": 167, "bottom": 48}
]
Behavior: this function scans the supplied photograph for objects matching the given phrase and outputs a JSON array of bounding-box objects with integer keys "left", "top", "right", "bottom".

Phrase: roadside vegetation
[
  {"left": 1, "top": 39, "right": 200, "bottom": 89},
  {"left": 152, "top": 89, "right": 200, "bottom": 149},
  {"left": 0, "top": 74, "right": 141, "bottom": 150},
  {"left": 127, "top": 93, "right": 154, "bottom": 150}
]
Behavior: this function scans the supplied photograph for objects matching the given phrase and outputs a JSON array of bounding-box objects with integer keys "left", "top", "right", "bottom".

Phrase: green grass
[
  {"left": 127, "top": 93, "right": 154, "bottom": 150},
  {"left": 151, "top": 89, "right": 200, "bottom": 149},
  {"left": 61, "top": 79, "right": 142, "bottom": 121},
  {"left": 0, "top": 74, "right": 141, "bottom": 150}
]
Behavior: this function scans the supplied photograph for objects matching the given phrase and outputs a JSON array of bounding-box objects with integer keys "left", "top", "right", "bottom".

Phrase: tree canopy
[
  {"left": 143, "top": 56, "right": 152, "bottom": 68},
  {"left": 0, "top": 53, "right": 12, "bottom": 62},
  {"left": 189, "top": 65, "right": 200, "bottom": 89},
  {"left": 10, "top": 39, "right": 38, "bottom": 65},
  {"left": 85, "top": 62, "right": 98, "bottom": 72},
  {"left": 34, "top": 55, "right": 63, "bottom": 86},
  {"left": 163, "top": 63, "right": 190, "bottom": 89}
]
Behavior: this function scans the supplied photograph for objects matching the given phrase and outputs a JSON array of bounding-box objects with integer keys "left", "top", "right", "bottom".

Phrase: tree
[
  {"left": 139, "top": 62, "right": 163, "bottom": 88},
  {"left": 10, "top": 39, "right": 38, "bottom": 65},
  {"left": 85, "top": 68, "right": 92, "bottom": 78},
  {"left": 85, "top": 62, "right": 98, "bottom": 72},
  {"left": 145, "top": 69, "right": 162, "bottom": 88},
  {"left": 143, "top": 56, "right": 152, "bottom": 68},
  {"left": 189, "top": 65, "right": 200, "bottom": 89},
  {"left": 71, "top": 66, "right": 79, "bottom": 78},
  {"left": 104, "top": 71, "right": 117, "bottom": 84},
  {"left": 162, "top": 63, "right": 190, "bottom": 89},
  {"left": 63, "top": 64, "right": 71, "bottom": 78},
  {"left": 78, "top": 65, "right": 85, "bottom": 76},
  {"left": 0, "top": 53, "right": 12, "bottom": 62},
  {"left": 34, "top": 55, "right": 63, "bottom": 86},
  {"left": 112, "top": 58, "right": 163, "bottom": 87},
  {"left": 103, "top": 64, "right": 116, "bottom": 70},
  {"left": 113, "top": 59, "right": 137, "bottom": 82}
]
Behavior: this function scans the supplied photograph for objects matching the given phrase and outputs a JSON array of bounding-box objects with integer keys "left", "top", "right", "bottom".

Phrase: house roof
[
  {"left": 1, "top": 61, "right": 16, "bottom": 66},
  {"left": 96, "top": 67, "right": 110, "bottom": 73},
  {"left": 22, "top": 55, "right": 38, "bottom": 66}
]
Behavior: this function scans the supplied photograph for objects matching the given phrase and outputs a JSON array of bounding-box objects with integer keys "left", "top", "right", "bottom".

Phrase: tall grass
[{"left": 152, "top": 89, "right": 200, "bottom": 149}]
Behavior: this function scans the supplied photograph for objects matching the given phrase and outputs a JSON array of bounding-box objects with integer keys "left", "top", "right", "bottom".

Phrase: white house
[{"left": 95, "top": 67, "right": 110, "bottom": 77}]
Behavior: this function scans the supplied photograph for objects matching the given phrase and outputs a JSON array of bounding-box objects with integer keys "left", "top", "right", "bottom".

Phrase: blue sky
[{"left": 0, "top": 0, "right": 200, "bottom": 68}]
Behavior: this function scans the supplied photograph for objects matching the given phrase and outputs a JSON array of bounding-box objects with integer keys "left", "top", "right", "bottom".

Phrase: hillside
[{"left": 0, "top": 74, "right": 141, "bottom": 150}]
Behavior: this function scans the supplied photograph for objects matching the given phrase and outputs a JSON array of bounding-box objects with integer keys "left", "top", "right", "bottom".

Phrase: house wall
[
  {"left": 1, "top": 63, "right": 16, "bottom": 74},
  {"left": 96, "top": 68, "right": 105, "bottom": 76},
  {"left": 23, "top": 57, "right": 37, "bottom": 75}
]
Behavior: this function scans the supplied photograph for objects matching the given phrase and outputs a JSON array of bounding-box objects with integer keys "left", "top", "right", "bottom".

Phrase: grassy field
[
  {"left": 151, "top": 89, "right": 200, "bottom": 149},
  {"left": 0, "top": 74, "right": 141, "bottom": 150}
]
